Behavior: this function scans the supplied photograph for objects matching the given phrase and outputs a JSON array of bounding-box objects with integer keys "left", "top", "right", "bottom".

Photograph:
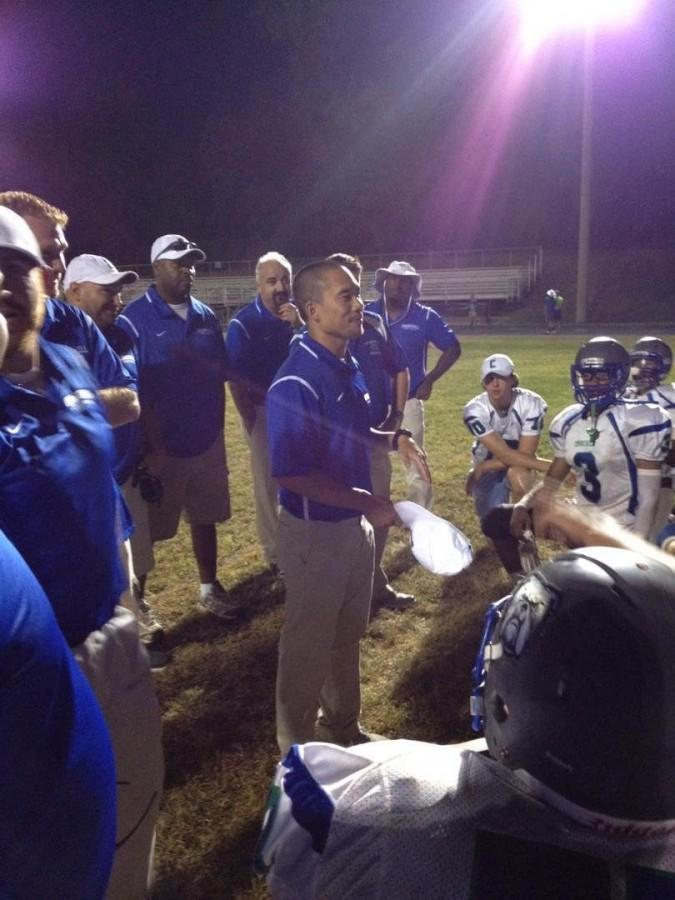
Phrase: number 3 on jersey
[{"left": 573, "top": 452, "right": 601, "bottom": 503}]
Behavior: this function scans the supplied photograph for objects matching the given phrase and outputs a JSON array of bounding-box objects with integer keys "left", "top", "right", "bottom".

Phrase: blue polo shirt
[
  {"left": 0, "top": 339, "right": 126, "bottom": 646},
  {"left": 42, "top": 298, "right": 136, "bottom": 392},
  {"left": 102, "top": 322, "right": 143, "bottom": 484},
  {"left": 366, "top": 298, "right": 458, "bottom": 396},
  {"left": 226, "top": 295, "right": 296, "bottom": 399},
  {"left": 267, "top": 334, "right": 372, "bottom": 521},
  {"left": 0, "top": 529, "right": 115, "bottom": 898},
  {"left": 118, "top": 286, "right": 227, "bottom": 458},
  {"left": 350, "top": 311, "right": 407, "bottom": 427}
]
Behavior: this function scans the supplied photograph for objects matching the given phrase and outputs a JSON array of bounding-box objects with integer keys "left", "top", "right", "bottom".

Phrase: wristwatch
[{"left": 393, "top": 428, "right": 413, "bottom": 450}]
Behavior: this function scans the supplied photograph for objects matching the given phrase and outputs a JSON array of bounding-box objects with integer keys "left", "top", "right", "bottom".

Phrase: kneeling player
[
  {"left": 257, "top": 532, "right": 675, "bottom": 899},
  {"left": 463, "top": 353, "right": 550, "bottom": 520}
]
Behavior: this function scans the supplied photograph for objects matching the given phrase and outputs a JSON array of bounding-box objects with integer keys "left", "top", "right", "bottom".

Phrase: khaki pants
[
  {"left": 276, "top": 510, "right": 374, "bottom": 754},
  {"left": 245, "top": 404, "right": 279, "bottom": 565},
  {"left": 402, "top": 398, "right": 433, "bottom": 509},
  {"left": 370, "top": 442, "right": 393, "bottom": 598},
  {"left": 73, "top": 607, "right": 164, "bottom": 900}
]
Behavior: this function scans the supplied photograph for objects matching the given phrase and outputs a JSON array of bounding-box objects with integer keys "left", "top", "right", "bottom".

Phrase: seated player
[
  {"left": 485, "top": 337, "right": 672, "bottom": 577},
  {"left": 463, "top": 353, "right": 550, "bottom": 520},
  {"left": 256, "top": 533, "right": 675, "bottom": 899},
  {"left": 626, "top": 336, "right": 675, "bottom": 540}
]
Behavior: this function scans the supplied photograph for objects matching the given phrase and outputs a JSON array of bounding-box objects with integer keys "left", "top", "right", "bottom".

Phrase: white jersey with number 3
[
  {"left": 549, "top": 400, "right": 671, "bottom": 527},
  {"left": 463, "top": 388, "right": 547, "bottom": 465}
]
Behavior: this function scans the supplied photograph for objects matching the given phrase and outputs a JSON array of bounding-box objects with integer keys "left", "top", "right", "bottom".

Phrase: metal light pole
[{"left": 575, "top": 31, "right": 594, "bottom": 324}]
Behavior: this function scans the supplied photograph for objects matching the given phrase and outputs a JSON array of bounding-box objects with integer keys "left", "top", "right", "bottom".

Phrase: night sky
[{"left": 3, "top": 0, "right": 675, "bottom": 265}]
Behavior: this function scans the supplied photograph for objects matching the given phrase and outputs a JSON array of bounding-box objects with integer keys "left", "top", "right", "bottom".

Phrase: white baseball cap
[
  {"left": 0, "top": 205, "right": 44, "bottom": 268},
  {"left": 481, "top": 353, "right": 514, "bottom": 382},
  {"left": 63, "top": 254, "right": 138, "bottom": 291},
  {"left": 150, "top": 234, "right": 206, "bottom": 264}
]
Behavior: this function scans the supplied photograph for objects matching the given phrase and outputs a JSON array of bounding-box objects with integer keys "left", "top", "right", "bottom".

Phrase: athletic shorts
[{"left": 148, "top": 430, "right": 231, "bottom": 542}]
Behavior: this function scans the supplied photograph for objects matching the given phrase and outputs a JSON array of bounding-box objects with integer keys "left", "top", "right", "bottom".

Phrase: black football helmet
[
  {"left": 570, "top": 336, "right": 630, "bottom": 409},
  {"left": 630, "top": 336, "right": 673, "bottom": 391},
  {"left": 471, "top": 547, "right": 675, "bottom": 820}
]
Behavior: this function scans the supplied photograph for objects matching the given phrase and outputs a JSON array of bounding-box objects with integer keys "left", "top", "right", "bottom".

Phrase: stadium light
[
  {"left": 515, "top": 0, "right": 648, "bottom": 323},
  {"left": 516, "top": 0, "right": 647, "bottom": 52}
]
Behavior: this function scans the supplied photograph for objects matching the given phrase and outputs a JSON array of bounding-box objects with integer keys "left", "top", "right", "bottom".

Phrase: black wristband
[{"left": 393, "top": 428, "right": 413, "bottom": 450}]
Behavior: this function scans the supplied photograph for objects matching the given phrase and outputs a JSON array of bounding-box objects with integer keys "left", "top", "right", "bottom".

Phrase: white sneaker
[{"left": 197, "top": 580, "right": 241, "bottom": 620}]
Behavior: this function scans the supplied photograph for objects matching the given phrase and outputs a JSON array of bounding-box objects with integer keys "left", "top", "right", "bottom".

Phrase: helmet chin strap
[{"left": 586, "top": 400, "right": 601, "bottom": 445}]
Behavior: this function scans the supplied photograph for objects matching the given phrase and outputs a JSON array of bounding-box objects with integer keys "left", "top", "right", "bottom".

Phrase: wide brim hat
[{"left": 374, "top": 260, "right": 422, "bottom": 298}]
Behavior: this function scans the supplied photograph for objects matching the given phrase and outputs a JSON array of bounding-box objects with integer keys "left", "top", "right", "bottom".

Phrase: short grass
[{"left": 149, "top": 332, "right": 641, "bottom": 899}]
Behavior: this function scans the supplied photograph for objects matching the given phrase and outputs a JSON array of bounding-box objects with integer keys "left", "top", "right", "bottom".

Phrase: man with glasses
[{"left": 118, "top": 235, "right": 234, "bottom": 618}]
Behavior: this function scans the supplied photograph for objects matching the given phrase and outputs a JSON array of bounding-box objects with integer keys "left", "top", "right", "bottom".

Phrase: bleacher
[{"left": 120, "top": 247, "right": 542, "bottom": 326}]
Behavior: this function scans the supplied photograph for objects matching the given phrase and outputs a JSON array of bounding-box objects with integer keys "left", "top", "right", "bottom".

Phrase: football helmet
[
  {"left": 629, "top": 336, "right": 673, "bottom": 391},
  {"left": 570, "top": 336, "right": 630, "bottom": 409},
  {"left": 471, "top": 547, "right": 675, "bottom": 820}
]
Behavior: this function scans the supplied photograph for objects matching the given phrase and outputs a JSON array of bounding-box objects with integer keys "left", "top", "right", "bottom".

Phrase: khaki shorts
[
  {"left": 122, "top": 475, "right": 156, "bottom": 578},
  {"left": 149, "top": 431, "right": 231, "bottom": 542}
]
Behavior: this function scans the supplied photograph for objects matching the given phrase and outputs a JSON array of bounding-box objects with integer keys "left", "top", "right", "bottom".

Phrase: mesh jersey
[
  {"left": 549, "top": 401, "right": 671, "bottom": 526},
  {"left": 259, "top": 740, "right": 675, "bottom": 900},
  {"left": 463, "top": 387, "right": 547, "bottom": 465}
]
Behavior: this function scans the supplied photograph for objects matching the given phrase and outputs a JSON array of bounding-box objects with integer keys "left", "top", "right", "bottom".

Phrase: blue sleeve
[
  {"left": 224, "top": 318, "right": 251, "bottom": 380},
  {"left": 426, "top": 308, "right": 458, "bottom": 352},
  {"left": 84, "top": 317, "right": 136, "bottom": 390},
  {"left": 267, "top": 379, "right": 323, "bottom": 479}
]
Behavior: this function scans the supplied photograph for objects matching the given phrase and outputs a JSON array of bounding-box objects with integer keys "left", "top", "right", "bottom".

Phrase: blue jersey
[
  {"left": 0, "top": 339, "right": 126, "bottom": 646},
  {"left": 103, "top": 322, "right": 143, "bottom": 484},
  {"left": 350, "top": 311, "right": 407, "bottom": 427},
  {"left": 42, "top": 298, "right": 136, "bottom": 392},
  {"left": 118, "top": 286, "right": 228, "bottom": 457},
  {"left": 267, "top": 335, "right": 372, "bottom": 521},
  {"left": 0, "top": 529, "right": 116, "bottom": 899},
  {"left": 226, "top": 295, "right": 296, "bottom": 398},
  {"left": 366, "top": 298, "right": 458, "bottom": 396}
]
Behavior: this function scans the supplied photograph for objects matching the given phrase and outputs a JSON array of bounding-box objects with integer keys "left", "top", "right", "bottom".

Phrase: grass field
[{"left": 149, "top": 332, "right": 642, "bottom": 899}]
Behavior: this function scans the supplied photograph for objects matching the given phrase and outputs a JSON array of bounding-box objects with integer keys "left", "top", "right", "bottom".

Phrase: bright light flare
[{"left": 517, "top": 0, "right": 648, "bottom": 51}]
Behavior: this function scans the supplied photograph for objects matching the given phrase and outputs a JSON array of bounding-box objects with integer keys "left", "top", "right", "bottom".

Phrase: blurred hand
[
  {"left": 397, "top": 435, "right": 431, "bottom": 484},
  {"left": 362, "top": 495, "right": 398, "bottom": 528},
  {"left": 415, "top": 377, "right": 433, "bottom": 401},
  {"left": 144, "top": 447, "right": 167, "bottom": 478},
  {"left": 510, "top": 503, "right": 532, "bottom": 540},
  {"left": 278, "top": 303, "right": 302, "bottom": 327},
  {"left": 464, "top": 469, "right": 476, "bottom": 497}
]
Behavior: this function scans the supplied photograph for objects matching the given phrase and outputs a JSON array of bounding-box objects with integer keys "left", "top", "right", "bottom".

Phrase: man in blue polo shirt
[
  {"left": 0, "top": 526, "right": 116, "bottom": 900},
  {"left": 368, "top": 260, "right": 461, "bottom": 509},
  {"left": 118, "top": 233, "right": 234, "bottom": 617},
  {"left": 64, "top": 253, "right": 168, "bottom": 667},
  {"left": 267, "top": 259, "right": 430, "bottom": 754},
  {"left": 0, "top": 191, "right": 139, "bottom": 428},
  {"left": 226, "top": 251, "right": 299, "bottom": 569},
  {"left": 328, "top": 253, "right": 415, "bottom": 611},
  {"left": 0, "top": 206, "right": 164, "bottom": 899}
]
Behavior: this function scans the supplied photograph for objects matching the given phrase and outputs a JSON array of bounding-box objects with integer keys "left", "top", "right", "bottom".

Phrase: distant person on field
[
  {"left": 463, "top": 353, "right": 550, "bottom": 521},
  {"left": 258, "top": 500, "right": 675, "bottom": 899},
  {"left": 368, "top": 260, "right": 461, "bottom": 509},
  {"left": 226, "top": 252, "right": 300, "bottom": 571},
  {"left": 467, "top": 294, "right": 478, "bottom": 327},
  {"left": 544, "top": 288, "right": 563, "bottom": 333},
  {"left": 118, "top": 234, "right": 235, "bottom": 618}
]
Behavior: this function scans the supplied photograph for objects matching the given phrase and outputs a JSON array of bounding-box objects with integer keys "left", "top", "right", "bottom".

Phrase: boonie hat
[
  {"left": 481, "top": 353, "right": 514, "bottom": 382},
  {"left": 64, "top": 254, "right": 138, "bottom": 291},
  {"left": 0, "top": 206, "right": 44, "bottom": 268},
  {"left": 374, "top": 260, "right": 422, "bottom": 298},
  {"left": 151, "top": 234, "right": 206, "bottom": 264}
]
